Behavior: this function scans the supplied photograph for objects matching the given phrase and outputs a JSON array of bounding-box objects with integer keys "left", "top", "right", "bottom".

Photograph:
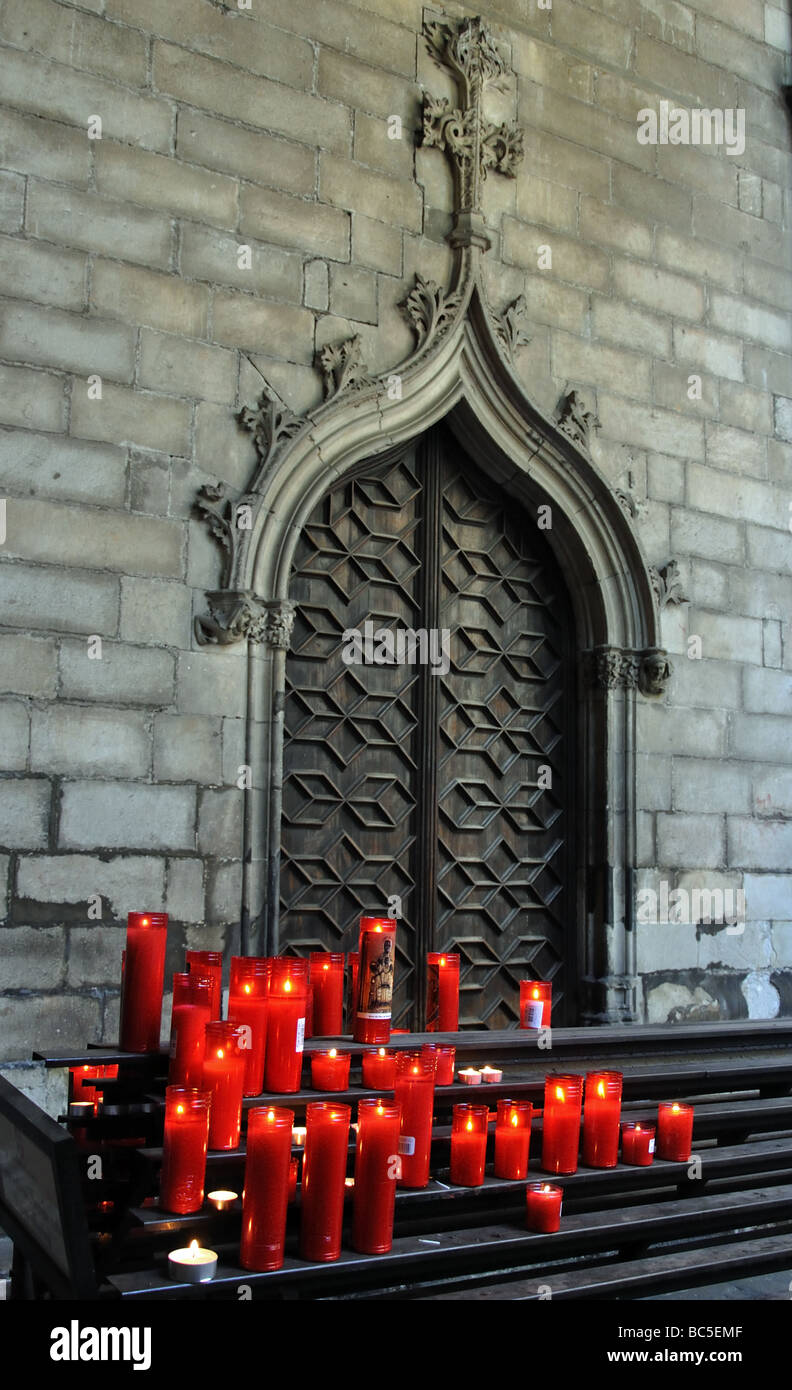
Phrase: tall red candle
[
  {"left": 202, "top": 1021, "right": 246, "bottom": 1150},
  {"left": 622, "top": 1121, "right": 655, "bottom": 1166},
  {"left": 240, "top": 1105, "right": 294, "bottom": 1271},
  {"left": 228, "top": 956, "right": 270, "bottom": 1097},
  {"left": 159, "top": 1086, "right": 211, "bottom": 1214},
  {"left": 541, "top": 1074, "right": 583, "bottom": 1175},
  {"left": 520, "top": 979, "right": 551, "bottom": 1029},
  {"left": 352, "top": 1098, "right": 401, "bottom": 1254},
  {"left": 119, "top": 911, "right": 168, "bottom": 1051},
  {"left": 527, "top": 1182, "right": 562, "bottom": 1232},
  {"left": 346, "top": 952, "right": 359, "bottom": 1032},
  {"left": 186, "top": 949, "right": 223, "bottom": 1019},
  {"left": 656, "top": 1101, "right": 694, "bottom": 1161},
  {"left": 300, "top": 1102, "right": 351, "bottom": 1262},
  {"left": 426, "top": 951, "right": 460, "bottom": 1031},
  {"left": 362, "top": 1047, "right": 397, "bottom": 1089},
  {"left": 394, "top": 1051, "right": 435, "bottom": 1188},
  {"left": 169, "top": 972, "right": 213, "bottom": 1088},
  {"left": 264, "top": 956, "right": 308, "bottom": 1094},
  {"left": 450, "top": 1103, "right": 489, "bottom": 1187},
  {"left": 494, "top": 1098, "right": 532, "bottom": 1180},
  {"left": 310, "top": 952, "right": 344, "bottom": 1036},
  {"left": 582, "top": 1070, "right": 623, "bottom": 1169},
  {"left": 353, "top": 916, "right": 397, "bottom": 1045},
  {"left": 311, "top": 1048, "right": 351, "bottom": 1091}
]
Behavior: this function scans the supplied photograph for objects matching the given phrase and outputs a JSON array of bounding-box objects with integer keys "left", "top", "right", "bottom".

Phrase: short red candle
[
  {"left": 656, "top": 1102, "right": 694, "bottom": 1161},
  {"left": 311, "top": 1048, "right": 351, "bottom": 1091},
  {"left": 310, "top": 952, "right": 344, "bottom": 1036},
  {"left": 582, "top": 1070, "right": 623, "bottom": 1169},
  {"left": 527, "top": 1182, "right": 563, "bottom": 1232},
  {"left": 169, "top": 972, "right": 213, "bottom": 1088},
  {"left": 228, "top": 956, "right": 270, "bottom": 1097},
  {"left": 394, "top": 1051, "right": 435, "bottom": 1188},
  {"left": 202, "top": 1021, "right": 246, "bottom": 1150},
  {"left": 519, "top": 979, "right": 551, "bottom": 1029},
  {"left": 119, "top": 911, "right": 168, "bottom": 1051},
  {"left": 541, "top": 1074, "right": 583, "bottom": 1175},
  {"left": 159, "top": 1085, "right": 211, "bottom": 1213},
  {"left": 186, "top": 950, "right": 223, "bottom": 1020},
  {"left": 450, "top": 1103, "right": 489, "bottom": 1187},
  {"left": 300, "top": 1102, "right": 351, "bottom": 1262},
  {"left": 240, "top": 1105, "right": 294, "bottom": 1271},
  {"left": 426, "top": 951, "right": 460, "bottom": 1031},
  {"left": 353, "top": 916, "right": 397, "bottom": 1045},
  {"left": 346, "top": 952, "right": 359, "bottom": 1031},
  {"left": 622, "top": 1122, "right": 655, "bottom": 1166},
  {"left": 264, "top": 957, "right": 308, "bottom": 1094},
  {"left": 362, "top": 1047, "right": 397, "bottom": 1089},
  {"left": 352, "top": 1098, "right": 401, "bottom": 1254},
  {"left": 434, "top": 1045, "right": 456, "bottom": 1086},
  {"left": 494, "top": 1099, "right": 532, "bottom": 1180}
]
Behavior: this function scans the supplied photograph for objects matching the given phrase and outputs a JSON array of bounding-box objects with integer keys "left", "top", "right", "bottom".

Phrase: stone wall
[{"left": 0, "top": 0, "right": 790, "bottom": 1097}]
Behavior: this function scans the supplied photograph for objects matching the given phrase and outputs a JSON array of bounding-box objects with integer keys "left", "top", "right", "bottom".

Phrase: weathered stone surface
[{"left": 59, "top": 782, "right": 196, "bottom": 852}]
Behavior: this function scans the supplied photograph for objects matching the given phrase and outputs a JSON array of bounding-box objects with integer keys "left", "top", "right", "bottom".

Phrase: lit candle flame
[
  {"left": 267, "top": 1109, "right": 275, "bottom": 1121},
  {"left": 142, "top": 917, "right": 149, "bottom": 926},
  {"left": 323, "top": 963, "right": 329, "bottom": 971},
  {"left": 597, "top": 1080, "right": 605, "bottom": 1098},
  {"left": 284, "top": 979, "right": 292, "bottom": 992},
  {"left": 672, "top": 1103, "right": 680, "bottom": 1113},
  {"left": 176, "top": 1104, "right": 184, "bottom": 1114},
  {"left": 216, "top": 1048, "right": 224, "bottom": 1059},
  {"left": 511, "top": 1113, "right": 519, "bottom": 1127},
  {"left": 329, "top": 1048, "right": 337, "bottom": 1058},
  {"left": 440, "top": 956, "right": 446, "bottom": 966},
  {"left": 244, "top": 983, "right": 251, "bottom": 994},
  {"left": 466, "top": 1119, "right": 474, "bottom": 1132},
  {"left": 376, "top": 1104, "right": 384, "bottom": 1115},
  {"left": 543, "top": 1185, "right": 551, "bottom": 1193},
  {"left": 378, "top": 1048, "right": 386, "bottom": 1058},
  {"left": 532, "top": 988, "right": 539, "bottom": 999},
  {"left": 555, "top": 1086, "right": 565, "bottom": 1102},
  {"left": 189, "top": 1240, "right": 199, "bottom": 1259}
]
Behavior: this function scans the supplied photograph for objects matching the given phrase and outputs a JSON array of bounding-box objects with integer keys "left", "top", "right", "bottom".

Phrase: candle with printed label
[
  {"left": 494, "top": 1099, "right": 532, "bottom": 1180},
  {"left": 264, "top": 957, "right": 308, "bottom": 1094},
  {"left": 526, "top": 1183, "right": 562, "bottom": 1233},
  {"left": 362, "top": 1047, "right": 397, "bottom": 1089},
  {"left": 311, "top": 1048, "right": 351, "bottom": 1091},
  {"left": 621, "top": 1122, "right": 655, "bottom": 1166},
  {"left": 186, "top": 950, "right": 223, "bottom": 1021},
  {"left": 394, "top": 1051, "right": 435, "bottom": 1188},
  {"left": 202, "top": 1021, "right": 246, "bottom": 1150},
  {"left": 300, "top": 1102, "right": 351, "bottom": 1262},
  {"left": 426, "top": 951, "right": 460, "bottom": 1031},
  {"left": 240, "top": 1105, "right": 294, "bottom": 1271},
  {"left": 656, "top": 1101, "right": 694, "bottom": 1161},
  {"left": 119, "top": 912, "right": 168, "bottom": 1051},
  {"left": 352, "top": 1098, "right": 401, "bottom": 1254},
  {"left": 159, "top": 1086, "right": 211, "bottom": 1214},
  {"left": 450, "top": 1103, "right": 489, "bottom": 1187},
  {"left": 169, "top": 972, "right": 213, "bottom": 1089},
  {"left": 541, "top": 1074, "right": 583, "bottom": 1174},
  {"left": 582, "top": 1070, "right": 623, "bottom": 1168},
  {"left": 227, "top": 956, "right": 270, "bottom": 1097},
  {"left": 519, "top": 979, "right": 551, "bottom": 1029},
  {"left": 310, "top": 951, "right": 345, "bottom": 1037},
  {"left": 354, "top": 917, "right": 397, "bottom": 1045}
]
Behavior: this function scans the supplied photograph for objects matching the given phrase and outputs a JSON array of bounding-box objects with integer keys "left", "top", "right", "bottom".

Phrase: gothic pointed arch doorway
[{"left": 278, "top": 423, "right": 577, "bottom": 1029}]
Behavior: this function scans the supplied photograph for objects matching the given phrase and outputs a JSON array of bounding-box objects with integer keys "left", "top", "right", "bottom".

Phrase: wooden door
[{"left": 279, "top": 427, "right": 576, "bottom": 1027}]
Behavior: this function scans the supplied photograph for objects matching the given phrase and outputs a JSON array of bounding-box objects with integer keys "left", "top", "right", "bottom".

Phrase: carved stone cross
[{"left": 422, "top": 14, "right": 524, "bottom": 251}]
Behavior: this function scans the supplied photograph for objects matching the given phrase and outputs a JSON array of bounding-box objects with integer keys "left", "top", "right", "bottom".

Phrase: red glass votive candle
[
  {"left": 426, "top": 951, "right": 460, "bottom": 1031},
  {"left": 520, "top": 979, "right": 551, "bottom": 1029},
  {"left": 169, "top": 972, "right": 213, "bottom": 1089},
  {"left": 310, "top": 952, "right": 344, "bottom": 1037},
  {"left": 159, "top": 1086, "right": 211, "bottom": 1213},
  {"left": 346, "top": 951, "right": 359, "bottom": 1031},
  {"left": 228, "top": 956, "right": 270, "bottom": 1098},
  {"left": 541, "top": 1074, "right": 583, "bottom": 1175},
  {"left": 657, "top": 1102, "right": 694, "bottom": 1161},
  {"left": 435, "top": 1045, "right": 456, "bottom": 1086},
  {"left": 362, "top": 1047, "right": 397, "bottom": 1089},
  {"left": 119, "top": 911, "right": 168, "bottom": 1051},
  {"left": 240, "top": 1105, "right": 294, "bottom": 1271},
  {"left": 352, "top": 1098, "right": 401, "bottom": 1254},
  {"left": 264, "top": 956, "right": 308, "bottom": 1094},
  {"left": 450, "top": 1103, "right": 489, "bottom": 1187},
  {"left": 494, "top": 1099, "right": 532, "bottom": 1180},
  {"left": 527, "top": 1182, "right": 562, "bottom": 1233},
  {"left": 421, "top": 1043, "right": 437, "bottom": 1074},
  {"left": 202, "top": 1021, "right": 246, "bottom": 1150},
  {"left": 70, "top": 1063, "right": 118, "bottom": 1103},
  {"left": 186, "top": 950, "right": 223, "bottom": 1020},
  {"left": 622, "top": 1121, "right": 655, "bottom": 1166},
  {"left": 300, "top": 1101, "right": 351, "bottom": 1262},
  {"left": 353, "top": 916, "right": 397, "bottom": 1045},
  {"left": 582, "top": 1070, "right": 623, "bottom": 1169},
  {"left": 394, "top": 1051, "right": 435, "bottom": 1188},
  {"left": 311, "top": 1048, "right": 351, "bottom": 1091}
]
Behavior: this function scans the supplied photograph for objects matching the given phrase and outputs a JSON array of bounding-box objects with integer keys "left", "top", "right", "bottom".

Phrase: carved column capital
[
  {"left": 195, "top": 592, "right": 296, "bottom": 649},
  {"left": 583, "top": 645, "right": 672, "bottom": 696}
]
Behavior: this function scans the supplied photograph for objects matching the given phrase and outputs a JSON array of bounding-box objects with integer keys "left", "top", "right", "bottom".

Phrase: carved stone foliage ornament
[
  {"left": 195, "top": 592, "right": 296, "bottom": 648},
  {"left": 422, "top": 14, "right": 524, "bottom": 249},
  {"left": 402, "top": 274, "right": 463, "bottom": 349},
  {"left": 238, "top": 383, "right": 303, "bottom": 492},
  {"left": 318, "top": 335, "right": 373, "bottom": 401},
  {"left": 494, "top": 294, "right": 532, "bottom": 362},
  {"left": 584, "top": 646, "right": 673, "bottom": 697},
  {"left": 557, "top": 390, "right": 599, "bottom": 454},
  {"left": 650, "top": 559, "right": 688, "bottom": 608}
]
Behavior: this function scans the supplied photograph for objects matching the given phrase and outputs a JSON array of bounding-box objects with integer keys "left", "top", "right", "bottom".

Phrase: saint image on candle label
[{"left": 357, "top": 935, "right": 394, "bottom": 1020}]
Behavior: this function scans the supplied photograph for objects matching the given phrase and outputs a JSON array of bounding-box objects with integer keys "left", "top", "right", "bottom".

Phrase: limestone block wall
[{"left": 0, "top": 0, "right": 790, "bottom": 1096}]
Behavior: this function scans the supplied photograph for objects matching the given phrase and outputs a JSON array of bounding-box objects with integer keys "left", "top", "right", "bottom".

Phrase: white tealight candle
[
  {"left": 207, "top": 1189, "right": 238, "bottom": 1212},
  {"left": 168, "top": 1240, "right": 218, "bottom": 1283},
  {"left": 459, "top": 1067, "right": 482, "bottom": 1085},
  {"left": 292, "top": 1125, "right": 307, "bottom": 1147},
  {"left": 480, "top": 1066, "right": 503, "bottom": 1083}
]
